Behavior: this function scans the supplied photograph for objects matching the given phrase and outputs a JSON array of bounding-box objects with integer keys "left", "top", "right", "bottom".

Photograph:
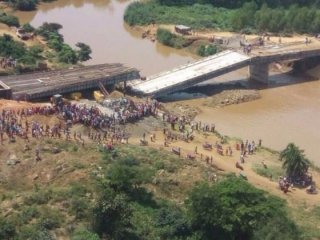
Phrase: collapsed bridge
[{"left": 130, "top": 48, "right": 320, "bottom": 98}]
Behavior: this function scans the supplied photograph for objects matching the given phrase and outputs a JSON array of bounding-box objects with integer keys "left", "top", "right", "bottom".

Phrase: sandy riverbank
[
  {"left": 1, "top": 98, "right": 319, "bottom": 208},
  {"left": 132, "top": 23, "right": 314, "bottom": 46}
]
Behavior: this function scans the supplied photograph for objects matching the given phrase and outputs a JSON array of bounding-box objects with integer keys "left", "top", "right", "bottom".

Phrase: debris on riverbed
[{"left": 204, "top": 89, "right": 261, "bottom": 108}]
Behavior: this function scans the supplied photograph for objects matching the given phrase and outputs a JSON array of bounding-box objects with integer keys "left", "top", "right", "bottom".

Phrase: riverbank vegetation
[
  {"left": 3, "top": 0, "right": 55, "bottom": 11},
  {"left": 156, "top": 28, "right": 191, "bottom": 49},
  {"left": 124, "top": 0, "right": 320, "bottom": 34},
  {"left": 0, "top": 11, "right": 19, "bottom": 27},
  {"left": 197, "top": 44, "right": 217, "bottom": 57},
  {"left": 36, "top": 22, "right": 92, "bottom": 64},
  {"left": 0, "top": 21, "right": 91, "bottom": 73}
]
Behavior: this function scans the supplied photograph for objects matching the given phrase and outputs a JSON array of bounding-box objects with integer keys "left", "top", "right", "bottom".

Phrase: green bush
[
  {"left": 253, "top": 164, "right": 283, "bottom": 181},
  {"left": 71, "top": 229, "right": 100, "bottom": 240},
  {"left": 22, "top": 23, "right": 35, "bottom": 32},
  {"left": 21, "top": 206, "right": 40, "bottom": 223},
  {"left": 24, "top": 189, "right": 53, "bottom": 205},
  {"left": 186, "top": 176, "right": 301, "bottom": 240},
  {"left": 71, "top": 197, "right": 89, "bottom": 220},
  {"left": 155, "top": 161, "right": 165, "bottom": 170},
  {"left": 38, "top": 208, "right": 64, "bottom": 230},
  {"left": 0, "top": 218, "right": 16, "bottom": 239},
  {"left": 8, "top": 0, "right": 38, "bottom": 11},
  {"left": 0, "top": 12, "right": 20, "bottom": 27},
  {"left": 156, "top": 28, "right": 189, "bottom": 49},
  {"left": 197, "top": 44, "right": 217, "bottom": 57}
]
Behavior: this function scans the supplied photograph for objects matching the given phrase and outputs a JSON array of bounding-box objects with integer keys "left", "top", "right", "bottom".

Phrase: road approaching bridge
[
  {"left": 130, "top": 50, "right": 250, "bottom": 97},
  {"left": 130, "top": 48, "right": 320, "bottom": 98}
]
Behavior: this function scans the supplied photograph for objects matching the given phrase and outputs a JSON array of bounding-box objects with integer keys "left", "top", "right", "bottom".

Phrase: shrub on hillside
[{"left": 0, "top": 12, "right": 20, "bottom": 27}]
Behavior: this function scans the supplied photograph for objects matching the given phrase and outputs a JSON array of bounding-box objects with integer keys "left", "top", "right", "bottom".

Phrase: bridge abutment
[{"left": 248, "top": 64, "right": 269, "bottom": 84}]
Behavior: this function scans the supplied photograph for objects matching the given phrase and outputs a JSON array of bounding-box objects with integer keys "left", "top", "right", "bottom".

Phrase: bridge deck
[
  {"left": 0, "top": 63, "right": 139, "bottom": 100},
  {"left": 131, "top": 50, "right": 250, "bottom": 95}
]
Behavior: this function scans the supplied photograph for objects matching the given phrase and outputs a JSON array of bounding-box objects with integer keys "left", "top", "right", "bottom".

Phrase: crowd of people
[
  {"left": 0, "top": 97, "right": 161, "bottom": 147},
  {"left": 0, "top": 57, "right": 17, "bottom": 69}
]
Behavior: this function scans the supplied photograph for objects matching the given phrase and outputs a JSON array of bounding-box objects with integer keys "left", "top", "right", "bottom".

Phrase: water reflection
[{"left": 14, "top": 0, "right": 195, "bottom": 75}]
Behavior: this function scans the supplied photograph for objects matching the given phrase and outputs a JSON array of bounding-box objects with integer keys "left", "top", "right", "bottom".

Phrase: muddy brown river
[{"left": 15, "top": 0, "right": 320, "bottom": 164}]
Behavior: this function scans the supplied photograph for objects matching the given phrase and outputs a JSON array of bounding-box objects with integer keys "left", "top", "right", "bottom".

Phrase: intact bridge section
[{"left": 130, "top": 48, "right": 320, "bottom": 98}]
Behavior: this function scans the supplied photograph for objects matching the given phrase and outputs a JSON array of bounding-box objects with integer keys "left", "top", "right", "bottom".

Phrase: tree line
[
  {"left": 125, "top": 1, "right": 320, "bottom": 34},
  {"left": 232, "top": 2, "right": 320, "bottom": 33},
  {"left": 3, "top": 0, "right": 55, "bottom": 11},
  {"left": 156, "top": 0, "right": 320, "bottom": 8}
]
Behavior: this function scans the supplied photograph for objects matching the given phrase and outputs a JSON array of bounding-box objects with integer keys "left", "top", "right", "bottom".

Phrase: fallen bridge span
[{"left": 130, "top": 48, "right": 320, "bottom": 98}]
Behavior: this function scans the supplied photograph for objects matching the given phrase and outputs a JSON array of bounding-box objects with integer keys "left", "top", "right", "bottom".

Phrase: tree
[
  {"left": 231, "top": 1, "right": 257, "bottom": 31},
  {"left": 58, "top": 44, "right": 78, "bottom": 64},
  {"left": 76, "top": 42, "right": 92, "bottom": 62},
  {"left": 36, "top": 22, "right": 63, "bottom": 41},
  {"left": 253, "top": 214, "right": 301, "bottom": 240},
  {"left": 197, "top": 45, "right": 206, "bottom": 56},
  {"left": 280, "top": 143, "right": 310, "bottom": 179},
  {"left": 106, "top": 158, "right": 153, "bottom": 193},
  {"left": 154, "top": 206, "right": 191, "bottom": 239},
  {"left": 186, "top": 176, "right": 299, "bottom": 240},
  {"left": 22, "top": 23, "right": 35, "bottom": 32},
  {"left": 92, "top": 187, "right": 134, "bottom": 239}
]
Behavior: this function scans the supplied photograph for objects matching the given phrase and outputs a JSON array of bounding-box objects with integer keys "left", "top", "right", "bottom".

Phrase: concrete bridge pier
[{"left": 248, "top": 63, "right": 269, "bottom": 84}]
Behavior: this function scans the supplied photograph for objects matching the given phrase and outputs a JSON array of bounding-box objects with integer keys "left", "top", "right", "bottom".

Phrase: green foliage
[
  {"left": 124, "top": 2, "right": 154, "bottom": 26},
  {"left": 253, "top": 163, "right": 283, "bottom": 180},
  {"left": 154, "top": 206, "right": 191, "bottom": 239},
  {"left": 3, "top": 0, "right": 58, "bottom": 11},
  {"left": 0, "top": 34, "right": 44, "bottom": 67},
  {"left": 186, "top": 176, "right": 300, "bottom": 240},
  {"left": 156, "top": 0, "right": 320, "bottom": 8},
  {"left": 22, "top": 23, "right": 35, "bottom": 32},
  {"left": 71, "top": 197, "right": 89, "bottom": 220},
  {"left": 21, "top": 206, "right": 40, "bottom": 224},
  {"left": 125, "top": 1, "right": 320, "bottom": 33},
  {"left": 0, "top": 11, "right": 20, "bottom": 27},
  {"left": 231, "top": 1, "right": 257, "bottom": 31},
  {"left": 0, "top": 218, "right": 16, "bottom": 239},
  {"left": 197, "top": 44, "right": 217, "bottom": 57},
  {"left": 76, "top": 42, "right": 92, "bottom": 62},
  {"left": 156, "top": 28, "right": 190, "bottom": 49},
  {"left": 280, "top": 143, "right": 310, "bottom": 178},
  {"left": 71, "top": 229, "right": 100, "bottom": 240},
  {"left": 36, "top": 22, "right": 91, "bottom": 64},
  {"left": 37, "top": 22, "right": 63, "bottom": 39},
  {"left": 106, "top": 157, "right": 153, "bottom": 193},
  {"left": 92, "top": 187, "right": 134, "bottom": 239},
  {"left": 0, "top": 34, "right": 26, "bottom": 59},
  {"left": 6, "top": 0, "right": 38, "bottom": 11},
  {"left": 38, "top": 207, "right": 64, "bottom": 230},
  {"left": 253, "top": 215, "right": 301, "bottom": 240},
  {"left": 58, "top": 44, "right": 78, "bottom": 64},
  {"left": 125, "top": 2, "right": 233, "bottom": 29},
  {"left": 24, "top": 188, "right": 53, "bottom": 205}
]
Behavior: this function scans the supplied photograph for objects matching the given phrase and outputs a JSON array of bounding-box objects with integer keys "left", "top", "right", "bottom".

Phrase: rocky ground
[{"left": 204, "top": 89, "right": 260, "bottom": 107}]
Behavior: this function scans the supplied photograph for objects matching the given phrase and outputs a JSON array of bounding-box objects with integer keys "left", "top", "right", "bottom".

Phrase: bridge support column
[
  {"left": 123, "top": 80, "right": 127, "bottom": 96},
  {"left": 249, "top": 64, "right": 269, "bottom": 84}
]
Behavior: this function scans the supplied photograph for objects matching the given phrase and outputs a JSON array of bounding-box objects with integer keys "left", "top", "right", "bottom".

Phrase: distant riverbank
[{"left": 124, "top": 1, "right": 320, "bottom": 35}]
